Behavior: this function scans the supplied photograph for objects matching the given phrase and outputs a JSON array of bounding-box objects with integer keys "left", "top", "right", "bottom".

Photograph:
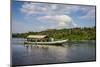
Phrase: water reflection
[{"left": 12, "top": 38, "right": 96, "bottom": 66}]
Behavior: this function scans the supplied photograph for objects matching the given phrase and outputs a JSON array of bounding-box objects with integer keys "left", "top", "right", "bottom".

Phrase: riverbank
[
  {"left": 67, "top": 40, "right": 96, "bottom": 44},
  {"left": 12, "top": 37, "right": 95, "bottom": 44},
  {"left": 12, "top": 27, "right": 96, "bottom": 41}
]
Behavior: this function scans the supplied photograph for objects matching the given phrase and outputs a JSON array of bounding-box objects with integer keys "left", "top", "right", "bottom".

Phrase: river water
[{"left": 11, "top": 38, "right": 96, "bottom": 66}]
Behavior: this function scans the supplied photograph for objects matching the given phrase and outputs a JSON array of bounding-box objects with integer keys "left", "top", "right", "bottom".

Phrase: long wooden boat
[{"left": 24, "top": 39, "right": 68, "bottom": 45}]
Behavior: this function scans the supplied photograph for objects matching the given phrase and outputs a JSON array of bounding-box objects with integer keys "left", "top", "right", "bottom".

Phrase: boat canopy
[{"left": 27, "top": 35, "right": 48, "bottom": 39}]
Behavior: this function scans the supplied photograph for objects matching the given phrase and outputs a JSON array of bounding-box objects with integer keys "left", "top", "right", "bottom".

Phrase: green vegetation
[{"left": 12, "top": 26, "right": 96, "bottom": 41}]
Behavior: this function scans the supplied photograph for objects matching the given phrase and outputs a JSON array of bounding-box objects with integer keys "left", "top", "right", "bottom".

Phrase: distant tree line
[{"left": 12, "top": 26, "right": 96, "bottom": 41}]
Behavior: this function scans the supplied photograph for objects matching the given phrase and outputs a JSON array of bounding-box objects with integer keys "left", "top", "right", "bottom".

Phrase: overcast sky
[{"left": 12, "top": 1, "right": 96, "bottom": 33}]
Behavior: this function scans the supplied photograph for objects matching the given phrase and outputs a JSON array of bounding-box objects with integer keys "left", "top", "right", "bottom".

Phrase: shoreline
[{"left": 12, "top": 37, "right": 95, "bottom": 42}]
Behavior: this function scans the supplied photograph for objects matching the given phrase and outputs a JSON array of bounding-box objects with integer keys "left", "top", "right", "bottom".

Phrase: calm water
[{"left": 11, "top": 38, "right": 96, "bottom": 66}]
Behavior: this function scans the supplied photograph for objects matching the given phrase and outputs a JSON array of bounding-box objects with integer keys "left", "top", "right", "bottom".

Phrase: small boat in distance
[{"left": 24, "top": 35, "right": 68, "bottom": 45}]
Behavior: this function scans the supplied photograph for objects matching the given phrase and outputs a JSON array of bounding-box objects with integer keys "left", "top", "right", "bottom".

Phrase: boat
[
  {"left": 24, "top": 39, "right": 68, "bottom": 45},
  {"left": 24, "top": 35, "right": 68, "bottom": 45}
]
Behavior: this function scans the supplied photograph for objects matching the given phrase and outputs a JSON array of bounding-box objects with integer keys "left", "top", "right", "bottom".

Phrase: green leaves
[{"left": 12, "top": 26, "right": 96, "bottom": 41}]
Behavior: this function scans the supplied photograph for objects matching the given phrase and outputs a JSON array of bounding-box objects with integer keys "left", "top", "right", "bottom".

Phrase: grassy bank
[{"left": 12, "top": 26, "right": 96, "bottom": 41}]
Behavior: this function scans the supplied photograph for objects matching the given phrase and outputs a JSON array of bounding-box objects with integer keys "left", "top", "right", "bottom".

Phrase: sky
[{"left": 12, "top": 1, "right": 96, "bottom": 33}]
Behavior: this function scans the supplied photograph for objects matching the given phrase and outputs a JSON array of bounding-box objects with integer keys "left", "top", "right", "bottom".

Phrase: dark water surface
[{"left": 11, "top": 38, "right": 96, "bottom": 66}]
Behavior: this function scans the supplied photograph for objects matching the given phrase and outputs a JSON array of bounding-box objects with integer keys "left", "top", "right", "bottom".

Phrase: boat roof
[{"left": 27, "top": 35, "right": 47, "bottom": 39}]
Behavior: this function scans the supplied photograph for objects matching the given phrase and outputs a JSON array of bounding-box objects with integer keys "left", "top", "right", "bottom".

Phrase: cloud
[
  {"left": 12, "top": 21, "right": 29, "bottom": 33},
  {"left": 80, "top": 8, "right": 95, "bottom": 20},
  {"left": 20, "top": 2, "right": 95, "bottom": 16},
  {"left": 20, "top": 2, "right": 79, "bottom": 15},
  {"left": 38, "top": 15, "right": 78, "bottom": 28},
  {"left": 18, "top": 2, "right": 95, "bottom": 31},
  {"left": 20, "top": 2, "right": 49, "bottom": 15},
  {"left": 12, "top": 21, "right": 46, "bottom": 33},
  {"left": 20, "top": 2, "right": 79, "bottom": 28}
]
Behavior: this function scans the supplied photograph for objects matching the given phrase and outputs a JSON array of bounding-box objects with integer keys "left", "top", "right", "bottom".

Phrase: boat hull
[{"left": 24, "top": 39, "right": 68, "bottom": 45}]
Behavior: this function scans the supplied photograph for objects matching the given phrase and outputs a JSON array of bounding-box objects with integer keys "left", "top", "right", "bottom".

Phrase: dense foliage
[{"left": 12, "top": 26, "right": 96, "bottom": 41}]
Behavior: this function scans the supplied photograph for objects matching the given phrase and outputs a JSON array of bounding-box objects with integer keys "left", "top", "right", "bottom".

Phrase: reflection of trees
[{"left": 24, "top": 45, "right": 32, "bottom": 56}]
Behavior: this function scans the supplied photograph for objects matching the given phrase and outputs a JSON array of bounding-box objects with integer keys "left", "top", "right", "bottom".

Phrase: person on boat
[{"left": 50, "top": 38, "right": 54, "bottom": 42}]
